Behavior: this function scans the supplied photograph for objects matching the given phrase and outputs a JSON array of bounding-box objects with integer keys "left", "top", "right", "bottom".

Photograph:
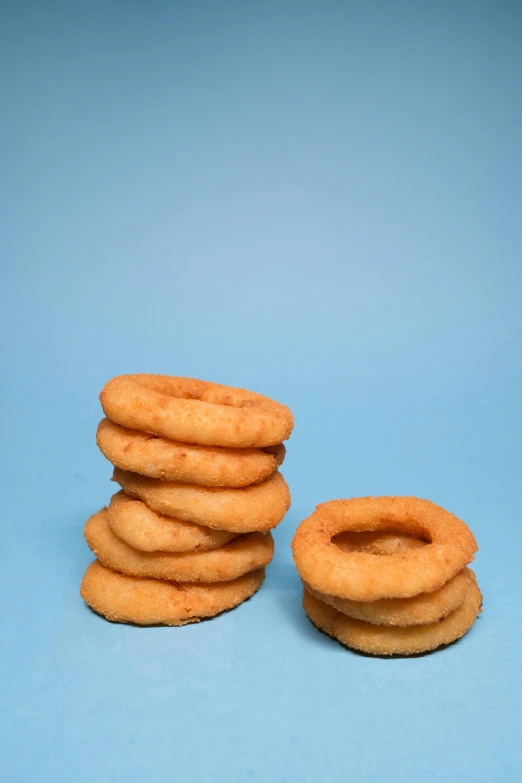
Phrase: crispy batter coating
[
  {"left": 107, "top": 491, "right": 237, "bottom": 553},
  {"left": 113, "top": 468, "right": 291, "bottom": 534},
  {"left": 305, "top": 568, "right": 473, "bottom": 627},
  {"left": 292, "top": 497, "right": 477, "bottom": 601},
  {"left": 85, "top": 508, "right": 274, "bottom": 582},
  {"left": 81, "top": 560, "right": 265, "bottom": 625},
  {"left": 303, "top": 575, "right": 482, "bottom": 655},
  {"left": 100, "top": 374, "right": 294, "bottom": 447},
  {"left": 97, "top": 418, "right": 285, "bottom": 487}
]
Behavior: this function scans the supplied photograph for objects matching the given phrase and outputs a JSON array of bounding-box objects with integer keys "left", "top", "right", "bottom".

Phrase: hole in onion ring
[{"left": 332, "top": 529, "right": 431, "bottom": 556}]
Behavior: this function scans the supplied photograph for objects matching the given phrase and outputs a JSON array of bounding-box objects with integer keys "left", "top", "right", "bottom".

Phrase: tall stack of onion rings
[
  {"left": 292, "top": 497, "right": 482, "bottom": 655},
  {"left": 81, "top": 374, "right": 293, "bottom": 625}
]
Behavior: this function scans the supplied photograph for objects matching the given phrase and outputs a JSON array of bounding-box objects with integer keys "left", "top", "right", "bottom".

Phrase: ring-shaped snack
[
  {"left": 302, "top": 576, "right": 482, "bottom": 656},
  {"left": 81, "top": 560, "right": 265, "bottom": 626},
  {"left": 305, "top": 568, "right": 473, "bottom": 627},
  {"left": 100, "top": 374, "right": 293, "bottom": 447},
  {"left": 107, "top": 491, "right": 237, "bottom": 553},
  {"left": 292, "top": 497, "right": 477, "bottom": 601},
  {"left": 96, "top": 418, "right": 285, "bottom": 487},
  {"left": 85, "top": 509, "right": 274, "bottom": 582},
  {"left": 112, "top": 468, "right": 291, "bottom": 534}
]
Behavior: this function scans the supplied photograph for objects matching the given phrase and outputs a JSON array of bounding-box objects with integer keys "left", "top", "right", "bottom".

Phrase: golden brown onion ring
[
  {"left": 302, "top": 576, "right": 482, "bottom": 656},
  {"left": 305, "top": 568, "right": 473, "bottom": 627},
  {"left": 81, "top": 560, "right": 265, "bottom": 626},
  {"left": 292, "top": 497, "right": 477, "bottom": 601},
  {"left": 96, "top": 418, "right": 285, "bottom": 487},
  {"left": 85, "top": 508, "right": 274, "bottom": 582},
  {"left": 107, "top": 491, "right": 237, "bottom": 553},
  {"left": 112, "top": 468, "right": 291, "bottom": 534},
  {"left": 100, "top": 374, "right": 293, "bottom": 447}
]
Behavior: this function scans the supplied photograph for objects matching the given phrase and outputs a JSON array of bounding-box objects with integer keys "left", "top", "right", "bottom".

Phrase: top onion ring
[
  {"left": 292, "top": 497, "right": 478, "bottom": 601},
  {"left": 100, "top": 374, "right": 294, "bottom": 448}
]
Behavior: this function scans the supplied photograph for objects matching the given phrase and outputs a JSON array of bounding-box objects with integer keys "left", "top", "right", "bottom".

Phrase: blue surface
[{"left": 2, "top": 2, "right": 521, "bottom": 781}]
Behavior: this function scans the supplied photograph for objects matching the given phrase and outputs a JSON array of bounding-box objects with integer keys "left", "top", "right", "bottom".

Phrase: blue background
[{"left": 2, "top": 1, "right": 521, "bottom": 781}]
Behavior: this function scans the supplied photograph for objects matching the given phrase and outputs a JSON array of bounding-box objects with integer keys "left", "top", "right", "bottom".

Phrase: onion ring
[
  {"left": 302, "top": 576, "right": 482, "bottom": 655},
  {"left": 81, "top": 560, "right": 265, "bottom": 626},
  {"left": 112, "top": 468, "right": 291, "bottom": 534},
  {"left": 292, "top": 497, "right": 477, "bottom": 601},
  {"left": 84, "top": 508, "right": 274, "bottom": 582},
  {"left": 96, "top": 418, "right": 285, "bottom": 487},
  {"left": 100, "top": 374, "right": 293, "bottom": 447},
  {"left": 107, "top": 491, "right": 237, "bottom": 553},
  {"left": 305, "top": 568, "right": 473, "bottom": 627}
]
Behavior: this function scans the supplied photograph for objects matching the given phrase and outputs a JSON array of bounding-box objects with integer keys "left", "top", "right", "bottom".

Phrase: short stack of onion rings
[
  {"left": 292, "top": 497, "right": 481, "bottom": 656},
  {"left": 81, "top": 374, "right": 293, "bottom": 625}
]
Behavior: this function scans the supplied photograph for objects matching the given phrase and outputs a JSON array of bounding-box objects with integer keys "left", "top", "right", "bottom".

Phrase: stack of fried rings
[
  {"left": 80, "top": 374, "right": 293, "bottom": 625},
  {"left": 292, "top": 497, "right": 482, "bottom": 656}
]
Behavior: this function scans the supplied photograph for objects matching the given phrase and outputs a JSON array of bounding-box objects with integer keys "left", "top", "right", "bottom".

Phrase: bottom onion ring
[
  {"left": 107, "top": 491, "right": 236, "bottom": 553},
  {"left": 81, "top": 560, "right": 265, "bottom": 625},
  {"left": 305, "top": 568, "right": 473, "bottom": 627},
  {"left": 292, "top": 497, "right": 477, "bottom": 601},
  {"left": 302, "top": 576, "right": 482, "bottom": 656},
  {"left": 113, "top": 468, "right": 291, "bottom": 533},
  {"left": 85, "top": 508, "right": 274, "bottom": 582}
]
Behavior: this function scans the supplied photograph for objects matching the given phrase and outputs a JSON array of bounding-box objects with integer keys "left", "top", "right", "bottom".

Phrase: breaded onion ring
[
  {"left": 84, "top": 508, "right": 274, "bottom": 582},
  {"left": 305, "top": 568, "right": 473, "bottom": 627},
  {"left": 112, "top": 468, "right": 291, "bottom": 534},
  {"left": 81, "top": 560, "right": 265, "bottom": 626},
  {"left": 292, "top": 497, "right": 477, "bottom": 601},
  {"left": 96, "top": 418, "right": 285, "bottom": 487},
  {"left": 302, "top": 576, "right": 482, "bottom": 655},
  {"left": 100, "top": 374, "right": 293, "bottom": 447},
  {"left": 107, "top": 491, "right": 237, "bottom": 553}
]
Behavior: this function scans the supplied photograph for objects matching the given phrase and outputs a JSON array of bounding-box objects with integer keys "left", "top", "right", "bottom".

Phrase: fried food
[
  {"left": 84, "top": 508, "right": 274, "bottom": 582},
  {"left": 302, "top": 575, "right": 482, "bottom": 655},
  {"left": 292, "top": 497, "right": 477, "bottom": 601},
  {"left": 81, "top": 559, "right": 265, "bottom": 625},
  {"left": 100, "top": 374, "right": 293, "bottom": 447},
  {"left": 96, "top": 418, "right": 284, "bottom": 487},
  {"left": 107, "top": 491, "right": 237, "bottom": 552},
  {"left": 305, "top": 568, "right": 473, "bottom": 627},
  {"left": 112, "top": 467, "right": 291, "bottom": 534}
]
